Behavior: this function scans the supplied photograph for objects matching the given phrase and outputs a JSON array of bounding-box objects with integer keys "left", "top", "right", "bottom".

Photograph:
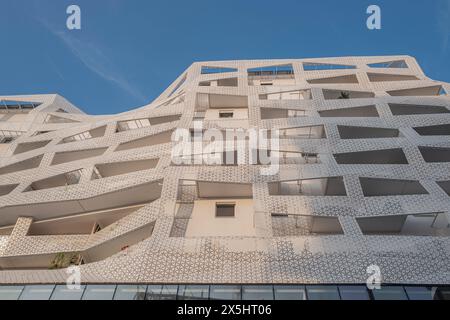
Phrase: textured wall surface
[{"left": 0, "top": 56, "right": 449, "bottom": 284}]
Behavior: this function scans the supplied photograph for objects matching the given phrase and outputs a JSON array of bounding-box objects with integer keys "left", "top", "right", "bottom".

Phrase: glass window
[
  {"left": 146, "top": 285, "right": 178, "bottom": 300},
  {"left": 436, "top": 287, "right": 450, "bottom": 300},
  {"left": 0, "top": 286, "right": 24, "bottom": 300},
  {"left": 338, "top": 286, "right": 370, "bottom": 300},
  {"left": 19, "top": 285, "right": 55, "bottom": 300},
  {"left": 371, "top": 286, "right": 408, "bottom": 300},
  {"left": 209, "top": 285, "right": 241, "bottom": 300},
  {"left": 219, "top": 112, "right": 234, "bottom": 119},
  {"left": 178, "top": 285, "right": 209, "bottom": 300},
  {"left": 51, "top": 285, "right": 85, "bottom": 300},
  {"left": 274, "top": 285, "right": 306, "bottom": 300},
  {"left": 306, "top": 285, "right": 340, "bottom": 300},
  {"left": 404, "top": 286, "right": 436, "bottom": 300},
  {"left": 216, "top": 203, "right": 235, "bottom": 217},
  {"left": 82, "top": 285, "right": 116, "bottom": 300},
  {"left": 242, "top": 285, "right": 274, "bottom": 300},
  {"left": 113, "top": 285, "right": 147, "bottom": 300}
]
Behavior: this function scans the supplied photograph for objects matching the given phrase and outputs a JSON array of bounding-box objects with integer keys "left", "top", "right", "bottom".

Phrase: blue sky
[{"left": 0, "top": 0, "right": 449, "bottom": 114}]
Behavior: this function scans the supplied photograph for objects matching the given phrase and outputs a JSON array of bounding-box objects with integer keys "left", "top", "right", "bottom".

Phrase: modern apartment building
[{"left": 0, "top": 56, "right": 449, "bottom": 300}]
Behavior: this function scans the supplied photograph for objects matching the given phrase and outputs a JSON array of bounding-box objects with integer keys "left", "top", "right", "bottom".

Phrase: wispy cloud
[
  {"left": 437, "top": 0, "right": 450, "bottom": 54},
  {"left": 36, "top": 17, "right": 148, "bottom": 103}
]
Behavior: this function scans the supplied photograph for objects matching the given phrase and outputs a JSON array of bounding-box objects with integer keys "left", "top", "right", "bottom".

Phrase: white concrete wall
[{"left": 185, "top": 199, "right": 256, "bottom": 237}]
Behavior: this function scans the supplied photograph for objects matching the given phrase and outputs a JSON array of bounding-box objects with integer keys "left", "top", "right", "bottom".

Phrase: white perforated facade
[{"left": 0, "top": 56, "right": 449, "bottom": 286}]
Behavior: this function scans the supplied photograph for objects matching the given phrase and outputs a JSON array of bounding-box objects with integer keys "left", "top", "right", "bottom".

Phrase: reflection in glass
[
  {"left": 338, "top": 286, "right": 370, "bottom": 300},
  {"left": 242, "top": 285, "right": 274, "bottom": 300},
  {"left": 146, "top": 285, "right": 178, "bottom": 300},
  {"left": 114, "top": 285, "right": 147, "bottom": 300},
  {"left": 274, "top": 285, "right": 306, "bottom": 300},
  {"left": 19, "top": 285, "right": 55, "bottom": 300},
  {"left": 0, "top": 286, "right": 24, "bottom": 300},
  {"left": 210, "top": 285, "right": 241, "bottom": 300},
  {"left": 51, "top": 285, "right": 86, "bottom": 300},
  {"left": 178, "top": 285, "right": 209, "bottom": 300},
  {"left": 82, "top": 285, "right": 116, "bottom": 300},
  {"left": 404, "top": 286, "right": 436, "bottom": 300},
  {"left": 371, "top": 286, "right": 408, "bottom": 300},
  {"left": 306, "top": 285, "right": 340, "bottom": 300}
]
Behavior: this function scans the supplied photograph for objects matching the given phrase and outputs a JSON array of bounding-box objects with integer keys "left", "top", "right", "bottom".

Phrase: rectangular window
[
  {"left": 404, "top": 286, "right": 436, "bottom": 300},
  {"left": 219, "top": 111, "right": 234, "bottom": 118},
  {"left": 82, "top": 285, "right": 116, "bottom": 300},
  {"left": 306, "top": 285, "right": 340, "bottom": 300},
  {"left": 0, "top": 286, "right": 24, "bottom": 300},
  {"left": 50, "top": 285, "right": 86, "bottom": 300},
  {"left": 209, "top": 285, "right": 241, "bottom": 300},
  {"left": 216, "top": 203, "right": 235, "bottom": 217},
  {"left": 274, "top": 285, "right": 306, "bottom": 300},
  {"left": 177, "top": 285, "right": 209, "bottom": 300},
  {"left": 146, "top": 285, "right": 178, "bottom": 300},
  {"left": 371, "top": 286, "right": 408, "bottom": 300},
  {"left": 338, "top": 285, "right": 370, "bottom": 300},
  {"left": 242, "top": 285, "right": 274, "bottom": 300},
  {"left": 19, "top": 285, "right": 55, "bottom": 300},
  {"left": 113, "top": 285, "right": 147, "bottom": 300}
]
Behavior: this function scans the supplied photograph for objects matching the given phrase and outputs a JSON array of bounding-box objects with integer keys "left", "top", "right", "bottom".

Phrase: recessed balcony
[
  {"left": 356, "top": 212, "right": 450, "bottom": 236},
  {"left": 334, "top": 149, "right": 408, "bottom": 165},
  {"left": 268, "top": 177, "right": 347, "bottom": 196},
  {"left": 272, "top": 213, "right": 344, "bottom": 236},
  {"left": 359, "top": 177, "right": 428, "bottom": 197}
]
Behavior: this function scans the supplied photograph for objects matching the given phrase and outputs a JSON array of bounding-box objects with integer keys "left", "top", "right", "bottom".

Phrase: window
[
  {"left": 436, "top": 287, "right": 450, "bottom": 300},
  {"left": 338, "top": 286, "right": 370, "bottom": 300},
  {"left": 404, "top": 286, "right": 436, "bottom": 300},
  {"left": 113, "top": 285, "right": 147, "bottom": 300},
  {"left": 50, "top": 285, "right": 86, "bottom": 300},
  {"left": 177, "top": 285, "right": 209, "bottom": 300},
  {"left": 82, "top": 285, "right": 116, "bottom": 300},
  {"left": 306, "top": 285, "right": 340, "bottom": 300},
  {"left": 146, "top": 285, "right": 178, "bottom": 300},
  {"left": 371, "top": 286, "right": 408, "bottom": 300},
  {"left": 209, "top": 285, "right": 241, "bottom": 300},
  {"left": 274, "top": 285, "right": 306, "bottom": 300},
  {"left": 19, "top": 285, "right": 55, "bottom": 300},
  {"left": 0, "top": 286, "right": 24, "bottom": 300},
  {"left": 242, "top": 285, "right": 274, "bottom": 300},
  {"left": 219, "top": 111, "right": 234, "bottom": 118},
  {"left": 216, "top": 203, "right": 235, "bottom": 217}
]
